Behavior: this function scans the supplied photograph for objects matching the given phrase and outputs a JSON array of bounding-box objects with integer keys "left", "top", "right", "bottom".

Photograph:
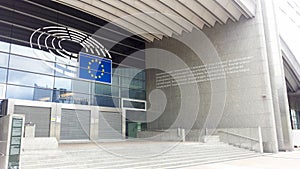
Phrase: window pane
[
  {"left": 0, "top": 68, "right": 7, "bottom": 83},
  {"left": 115, "top": 68, "right": 145, "bottom": 80},
  {"left": 55, "top": 53, "right": 78, "bottom": 67},
  {"left": 121, "top": 88, "right": 146, "bottom": 100},
  {"left": 93, "top": 83, "right": 119, "bottom": 97},
  {"left": 8, "top": 70, "right": 54, "bottom": 88},
  {"left": 6, "top": 85, "right": 52, "bottom": 102},
  {"left": 33, "top": 88, "right": 53, "bottom": 102},
  {"left": 72, "top": 93, "right": 90, "bottom": 105},
  {"left": 121, "top": 77, "right": 145, "bottom": 90},
  {"left": 0, "top": 41, "right": 10, "bottom": 52},
  {"left": 0, "top": 52, "right": 9, "bottom": 67},
  {"left": 112, "top": 74, "right": 119, "bottom": 86},
  {"left": 0, "top": 84, "right": 6, "bottom": 99},
  {"left": 52, "top": 90, "right": 90, "bottom": 105},
  {"left": 54, "top": 77, "right": 71, "bottom": 91},
  {"left": 93, "top": 95, "right": 119, "bottom": 107},
  {"left": 6, "top": 85, "right": 34, "bottom": 100},
  {"left": 10, "top": 44, "right": 55, "bottom": 61},
  {"left": 136, "top": 70, "right": 146, "bottom": 80},
  {"left": 72, "top": 80, "right": 90, "bottom": 94},
  {"left": 9, "top": 55, "right": 55, "bottom": 75},
  {"left": 55, "top": 63, "right": 78, "bottom": 78},
  {"left": 123, "top": 100, "right": 145, "bottom": 109},
  {"left": 54, "top": 77, "right": 90, "bottom": 94}
]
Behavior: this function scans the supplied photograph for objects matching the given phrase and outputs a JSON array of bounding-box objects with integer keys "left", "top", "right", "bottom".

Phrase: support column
[
  {"left": 261, "top": 0, "right": 294, "bottom": 151},
  {"left": 122, "top": 109, "right": 126, "bottom": 139},
  {"left": 49, "top": 103, "right": 57, "bottom": 137},
  {"left": 90, "top": 106, "right": 99, "bottom": 141},
  {"left": 54, "top": 104, "right": 62, "bottom": 141}
]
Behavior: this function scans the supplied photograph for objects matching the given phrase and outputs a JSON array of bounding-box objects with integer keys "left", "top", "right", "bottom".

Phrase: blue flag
[{"left": 79, "top": 52, "right": 112, "bottom": 84}]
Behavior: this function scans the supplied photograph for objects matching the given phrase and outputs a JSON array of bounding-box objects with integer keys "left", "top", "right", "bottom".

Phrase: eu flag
[{"left": 79, "top": 52, "right": 112, "bottom": 84}]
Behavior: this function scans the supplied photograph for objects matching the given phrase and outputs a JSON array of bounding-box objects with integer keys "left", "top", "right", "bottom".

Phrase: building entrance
[{"left": 126, "top": 121, "right": 138, "bottom": 138}]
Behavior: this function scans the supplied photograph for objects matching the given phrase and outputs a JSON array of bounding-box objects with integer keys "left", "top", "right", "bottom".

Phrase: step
[
  {"left": 21, "top": 142, "right": 259, "bottom": 169},
  {"left": 203, "top": 135, "right": 221, "bottom": 143},
  {"left": 21, "top": 146, "right": 249, "bottom": 163},
  {"left": 22, "top": 149, "right": 255, "bottom": 169},
  {"left": 93, "top": 151, "right": 256, "bottom": 169}
]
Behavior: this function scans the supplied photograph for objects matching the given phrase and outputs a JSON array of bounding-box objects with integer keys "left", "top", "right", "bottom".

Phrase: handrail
[
  {"left": 217, "top": 126, "right": 263, "bottom": 153},
  {"left": 217, "top": 130, "right": 260, "bottom": 142}
]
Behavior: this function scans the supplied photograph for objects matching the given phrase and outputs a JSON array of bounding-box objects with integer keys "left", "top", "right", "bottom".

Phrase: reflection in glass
[
  {"left": 8, "top": 70, "right": 54, "bottom": 88},
  {"left": 93, "top": 95, "right": 119, "bottom": 107},
  {"left": 6, "top": 85, "right": 34, "bottom": 100},
  {"left": 10, "top": 44, "right": 55, "bottom": 61},
  {"left": 112, "top": 74, "right": 119, "bottom": 85},
  {"left": 6, "top": 85, "right": 52, "bottom": 101},
  {"left": 121, "top": 77, "right": 145, "bottom": 90},
  {"left": 136, "top": 70, "right": 146, "bottom": 80},
  {"left": 10, "top": 55, "right": 55, "bottom": 75},
  {"left": 52, "top": 89, "right": 90, "bottom": 105},
  {"left": 0, "top": 41, "right": 10, "bottom": 52},
  {"left": 33, "top": 87, "right": 52, "bottom": 102},
  {"left": 54, "top": 77, "right": 72, "bottom": 91},
  {"left": 121, "top": 88, "right": 146, "bottom": 100},
  {"left": 93, "top": 83, "right": 119, "bottom": 97},
  {"left": 55, "top": 63, "right": 78, "bottom": 78},
  {"left": 0, "top": 68, "right": 7, "bottom": 83},
  {"left": 72, "top": 80, "right": 90, "bottom": 94},
  {"left": 0, "top": 52, "right": 9, "bottom": 67},
  {"left": 123, "top": 100, "right": 146, "bottom": 109},
  {"left": 56, "top": 54, "right": 78, "bottom": 66},
  {"left": 115, "top": 68, "right": 145, "bottom": 80},
  {"left": 0, "top": 84, "right": 6, "bottom": 99},
  {"left": 72, "top": 93, "right": 90, "bottom": 105},
  {"left": 54, "top": 77, "right": 90, "bottom": 94}
]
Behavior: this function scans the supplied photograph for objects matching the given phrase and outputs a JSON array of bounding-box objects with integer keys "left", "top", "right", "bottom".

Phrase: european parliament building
[{"left": 1, "top": 0, "right": 300, "bottom": 168}]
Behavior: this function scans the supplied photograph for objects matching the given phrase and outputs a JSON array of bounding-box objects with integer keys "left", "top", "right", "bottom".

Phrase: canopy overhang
[{"left": 53, "top": 0, "right": 257, "bottom": 42}]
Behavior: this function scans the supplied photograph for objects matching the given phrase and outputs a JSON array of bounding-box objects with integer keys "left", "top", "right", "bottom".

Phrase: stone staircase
[
  {"left": 20, "top": 140, "right": 260, "bottom": 169},
  {"left": 203, "top": 135, "right": 221, "bottom": 143}
]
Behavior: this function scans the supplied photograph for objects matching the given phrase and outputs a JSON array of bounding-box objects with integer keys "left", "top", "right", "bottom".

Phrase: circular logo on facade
[{"left": 29, "top": 26, "right": 111, "bottom": 59}]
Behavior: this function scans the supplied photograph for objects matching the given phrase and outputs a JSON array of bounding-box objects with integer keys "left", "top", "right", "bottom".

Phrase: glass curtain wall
[{"left": 0, "top": 0, "right": 146, "bottom": 108}]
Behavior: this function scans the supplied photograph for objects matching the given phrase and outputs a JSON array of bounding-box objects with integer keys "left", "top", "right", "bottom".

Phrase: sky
[{"left": 277, "top": 0, "right": 300, "bottom": 62}]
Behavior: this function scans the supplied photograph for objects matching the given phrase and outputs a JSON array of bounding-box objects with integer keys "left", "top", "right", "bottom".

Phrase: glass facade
[
  {"left": 291, "top": 109, "right": 300, "bottom": 129},
  {"left": 0, "top": 41, "right": 146, "bottom": 107},
  {"left": 0, "top": 0, "right": 146, "bottom": 108}
]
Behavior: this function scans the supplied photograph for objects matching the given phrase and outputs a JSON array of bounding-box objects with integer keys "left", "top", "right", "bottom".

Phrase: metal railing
[{"left": 212, "top": 126, "right": 263, "bottom": 153}]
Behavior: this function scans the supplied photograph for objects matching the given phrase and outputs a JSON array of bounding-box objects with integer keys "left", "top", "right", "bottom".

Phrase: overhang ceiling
[
  {"left": 281, "top": 37, "right": 300, "bottom": 93},
  {"left": 53, "top": 0, "right": 257, "bottom": 42}
]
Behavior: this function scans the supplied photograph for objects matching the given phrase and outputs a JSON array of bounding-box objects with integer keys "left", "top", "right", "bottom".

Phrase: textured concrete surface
[
  {"left": 21, "top": 141, "right": 300, "bottom": 169},
  {"left": 186, "top": 148, "right": 300, "bottom": 169},
  {"left": 20, "top": 141, "right": 258, "bottom": 169},
  {"left": 145, "top": 0, "right": 280, "bottom": 153}
]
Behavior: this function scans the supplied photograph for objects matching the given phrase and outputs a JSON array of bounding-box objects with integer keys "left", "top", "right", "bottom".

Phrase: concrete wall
[
  {"left": 145, "top": 0, "right": 289, "bottom": 153},
  {"left": 0, "top": 116, "right": 10, "bottom": 169}
]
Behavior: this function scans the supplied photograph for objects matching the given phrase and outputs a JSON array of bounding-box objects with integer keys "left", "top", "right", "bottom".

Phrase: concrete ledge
[{"left": 23, "top": 137, "right": 58, "bottom": 150}]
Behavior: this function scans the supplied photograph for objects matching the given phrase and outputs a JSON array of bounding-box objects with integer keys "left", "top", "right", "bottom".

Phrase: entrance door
[{"left": 126, "top": 122, "right": 138, "bottom": 138}]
